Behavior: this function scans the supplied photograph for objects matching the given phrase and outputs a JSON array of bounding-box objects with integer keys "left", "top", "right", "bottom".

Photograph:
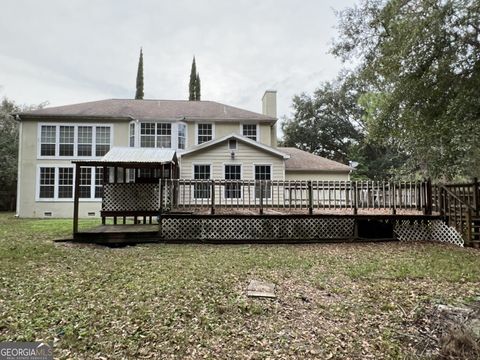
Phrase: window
[
  {"left": 225, "top": 165, "right": 241, "bottom": 199},
  {"left": 242, "top": 124, "right": 257, "bottom": 141},
  {"left": 140, "top": 123, "right": 156, "bottom": 148},
  {"left": 39, "top": 167, "right": 55, "bottom": 198},
  {"left": 59, "top": 126, "right": 74, "bottom": 156},
  {"left": 79, "top": 168, "right": 92, "bottom": 198},
  {"left": 193, "top": 165, "right": 210, "bottom": 199},
  {"left": 228, "top": 139, "right": 237, "bottom": 150},
  {"left": 178, "top": 123, "right": 186, "bottom": 150},
  {"left": 95, "top": 167, "right": 104, "bottom": 198},
  {"left": 139, "top": 123, "right": 173, "bottom": 148},
  {"left": 255, "top": 165, "right": 271, "bottom": 199},
  {"left": 197, "top": 124, "right": 213, "bottom": 144},
  {"left": 157, "top": 123, "right": 172, "bottom": 148},
  {"left": 37, "top": 166, "right": 102, "bottom": 200},
  {"left": 39, "top": 124, "right": 111, "bottom": 158},
  {"left": 77, "top": 126, "right": 93, "bottom": 156},
  {"left": 95, "top": 126, "right": 110, "bottom": 156},
  {"left": 40, "top": 126, "right": 56, "bottom": 156},
  {"left": 58, "top": 168, "right": 74, "bottom": 198},
  {"left": 129, "top": 123, "right": 135, "bottom": 147}
]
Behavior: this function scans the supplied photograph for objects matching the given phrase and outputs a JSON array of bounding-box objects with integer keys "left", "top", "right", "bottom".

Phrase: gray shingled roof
[
  {"left": 279, "top": 147, "right": 353, "bottom": 172},
  {"left": 17, "top": 99, "right": 276, "bottom": 122}
]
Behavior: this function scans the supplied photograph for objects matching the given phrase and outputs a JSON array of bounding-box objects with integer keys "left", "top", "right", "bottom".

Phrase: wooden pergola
[{"left": 71, "top": 147, "right": 178, "bottom": 235}]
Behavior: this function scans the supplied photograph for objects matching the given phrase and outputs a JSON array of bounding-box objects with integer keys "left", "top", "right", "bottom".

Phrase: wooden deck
[{"left": 74, "top": 224, "right": 160, "bottom": 245}]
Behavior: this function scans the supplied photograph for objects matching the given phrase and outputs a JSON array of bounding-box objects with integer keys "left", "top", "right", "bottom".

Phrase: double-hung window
[
  {"left": 139, "top": 123, "right": 172, "bottom": 148},
  {"left": 40, "top": 126, "right": 56, "bottom": 156},
  {"left": 39, "top": 167, "right": 55, "bottom": 198},
  {"left": 254, "top": 165, "right": 271, "bottom": 199},
  {"left": 157, "top": 123, "right": 172, "bottom": 148},
  {"left": 193, "top": 165, "right": 211, "bottom": 199},
  {"left": 140, "top": 123, "right": 156, "bottom": 147},
  {"left": 95, "top": 126, "right": 110, "bottom": 156},
  {"left": 197, "top": 124, "right": 213, "bottom": 144},
  {"left": 58, "top": 168, "right": 74, "bottom": 198},
  {"left": 224, "top": 165, "right": 241, "bottom": 199},
  {"left": 39, "top": 124, "right": 111, "bottom": 158},
  {"left": 79, "top": 168, "right": 92, "bottom": 198},
  {"left": 129, "top": 123, "right": 136, "bottom": 147},
  {"left": 178, "top": 124, "right": 186, "bottom": 150},
  {"left": 242, "top": 124, "right": 257, "bottom": 141},
  {"left": 77, "top": 126, "right": 92, "bottom": 156},
  {"left": 59, "top": 126, "right": 74, "bottom": 156},
  {"left": 37, "top": 166, "right": 102, "bottom": 200}
]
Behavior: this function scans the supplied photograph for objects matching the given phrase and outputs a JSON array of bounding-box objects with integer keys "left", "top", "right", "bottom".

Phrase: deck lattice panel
[{"left": 103, "top": 183, "right": 159, "bottom": 212}]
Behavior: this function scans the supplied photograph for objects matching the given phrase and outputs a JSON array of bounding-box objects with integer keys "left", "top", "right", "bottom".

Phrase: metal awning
[{"left": 72, "top": 147, "right": 178, "bottom": 167}]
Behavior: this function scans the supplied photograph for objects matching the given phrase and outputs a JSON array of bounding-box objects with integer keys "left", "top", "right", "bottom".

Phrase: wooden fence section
[{"left": 161, "top": 179, "right": 432, "bottom": 214}]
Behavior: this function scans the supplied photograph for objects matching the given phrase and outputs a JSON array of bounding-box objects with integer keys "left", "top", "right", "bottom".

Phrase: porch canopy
[{"left": 72, "top": 147, "right": 178, "bottom": 233}]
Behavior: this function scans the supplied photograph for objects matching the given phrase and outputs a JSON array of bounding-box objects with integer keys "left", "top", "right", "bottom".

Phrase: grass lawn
[{"left": 1, "top": 212, "right": 479, "bottom": 359}]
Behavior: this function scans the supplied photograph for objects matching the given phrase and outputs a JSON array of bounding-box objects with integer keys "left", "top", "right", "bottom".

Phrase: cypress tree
[
  {"left": 135, "top": 48, "right": 144, "bottom": 100},
  {"left": 195, "top": 73, "right": 201, "bottom": 101},
  {"left": 189, "top": 57, "right": 196, "bottom": 101}
]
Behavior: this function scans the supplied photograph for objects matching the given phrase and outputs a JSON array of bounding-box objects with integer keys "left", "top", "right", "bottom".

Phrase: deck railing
[{"left": 160, "top": 179, "right": 432, "bottom": 214}]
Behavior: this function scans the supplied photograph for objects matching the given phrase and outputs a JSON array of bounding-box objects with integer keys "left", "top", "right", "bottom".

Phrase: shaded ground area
[{"left": 0, "top": 213, "right": 479, "bottom": 359}]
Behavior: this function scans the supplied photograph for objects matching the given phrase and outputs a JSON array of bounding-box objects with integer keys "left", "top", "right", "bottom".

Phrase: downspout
[{"left": 15, "top": 115, "right": 22, "bottom": 217}]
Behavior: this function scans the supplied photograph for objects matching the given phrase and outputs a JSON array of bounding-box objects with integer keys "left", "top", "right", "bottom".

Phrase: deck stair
[{"left": 437, "top": 178, "right": 479, "bottom": 247}]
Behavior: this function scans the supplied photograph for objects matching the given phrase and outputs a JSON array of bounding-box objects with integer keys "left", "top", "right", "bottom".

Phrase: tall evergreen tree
[
  {"left": 195, "top": 73, "right": 201, "bottom": 101},
  {"left": 189, "top": 56, "right": 197, "bottom": 101},
  {"left": 135, "top": 48, "right": 144, "bottom": 100}
]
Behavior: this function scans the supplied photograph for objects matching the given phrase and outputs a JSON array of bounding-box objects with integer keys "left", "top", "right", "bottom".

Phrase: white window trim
[
  {"left": 252, "top": 163, "right": 273, "bottom": 199},
  {"left": 195, "top": 122, "right": 215, "bottom": 145},
  {"left": 223, "top": 163, "right": 243, "bottom": 200},
  {"left": 240, "top": 123, "right": 260, "bottom": 142},
  {"left": 252, "top": 163, "right": 273, "bottom": 179},
  {"left": 177, "top": 122, "right": 188, "bottom": 151},
  {"left": 129, "top": 120, "right": 139, "bottom": 147},
  {"left": 192, "top": 162, "right": 212, "bottom": 201},
  {"left": 35, "top": 165, "right": 102, "bottom": 202},
  {"left": 37, "top": 123, "right": 113, "bottom": 160}
]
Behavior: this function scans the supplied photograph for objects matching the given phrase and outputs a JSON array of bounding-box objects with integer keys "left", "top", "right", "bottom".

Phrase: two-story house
[{"left": 15, "top": 90, "right": 352, "bottom": 218}]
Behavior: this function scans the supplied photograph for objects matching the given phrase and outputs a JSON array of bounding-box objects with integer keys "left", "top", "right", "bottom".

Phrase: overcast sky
[{"left": 0, "top": 0, "right": 355, "bottom": 126}]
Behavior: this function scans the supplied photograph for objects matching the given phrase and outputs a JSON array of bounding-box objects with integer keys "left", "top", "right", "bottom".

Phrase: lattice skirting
[
  {"left": 161, "top": 216, "right": 355, "bottom": 241},
  {"left": 394, "top": 219, "right": 464, "bottom": 246},
  {"left": 161, "top": 215, "right": 464, "bottom": 245},
  {"left": 103, "top": 183, "right": 159, "bottom": 212}
]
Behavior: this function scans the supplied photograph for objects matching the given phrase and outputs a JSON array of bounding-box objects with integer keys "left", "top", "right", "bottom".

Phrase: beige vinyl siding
[
  {"left": 180, "top": 140, "right": 284, "bottom": 180},
  {"left": 179, "top": 140, "right": 285, "bottom": 206},
  {"left": 16, "top": 120, "right": 129, "bottom": 218},
  {"left": 186, "top": 122, "right": 273, "bottom": 148},
  {"left": 285, "top": 171, "right": 350, "bottom": 181}
]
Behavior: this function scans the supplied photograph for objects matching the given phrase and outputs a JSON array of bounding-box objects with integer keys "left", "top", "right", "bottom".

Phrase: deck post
[
  {"left": 73, "top": 163, "right": 81, "bottom": 235},
  {"left": 259, "top": 181, "right": 264, "bottom": 215},
  {"left": 424, "top": 178, "right": 433, "bottom": 215},
  {"left": 473, "top": 177, "right": 479, "bottom": 216},
  {"left": 211, "top": 180, "right": 215, "bottom": 215},
  {"left": 158, "top": 178, "right": 163, "bottom": 234},
  {"left": 392, "top": 182, "right": 397, "bottom": 215},
  {"left": 102, "top": 166, "right": 107, "bottom": 225},
  {"left": 308, "top": 181, "right": 313, "bottom": 215},
  {"left": 352, "top": 181, "right": 358, "bottom": 215}
]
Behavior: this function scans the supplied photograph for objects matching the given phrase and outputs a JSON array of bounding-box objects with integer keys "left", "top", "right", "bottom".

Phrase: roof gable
[{"left": 180, "top": 134, "right": 290, "bottom": 159}]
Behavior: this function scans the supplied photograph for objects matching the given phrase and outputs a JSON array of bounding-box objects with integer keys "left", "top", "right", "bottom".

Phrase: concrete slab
[{"left": 246, "top": 280, "right": 276, "bottom": 298}]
